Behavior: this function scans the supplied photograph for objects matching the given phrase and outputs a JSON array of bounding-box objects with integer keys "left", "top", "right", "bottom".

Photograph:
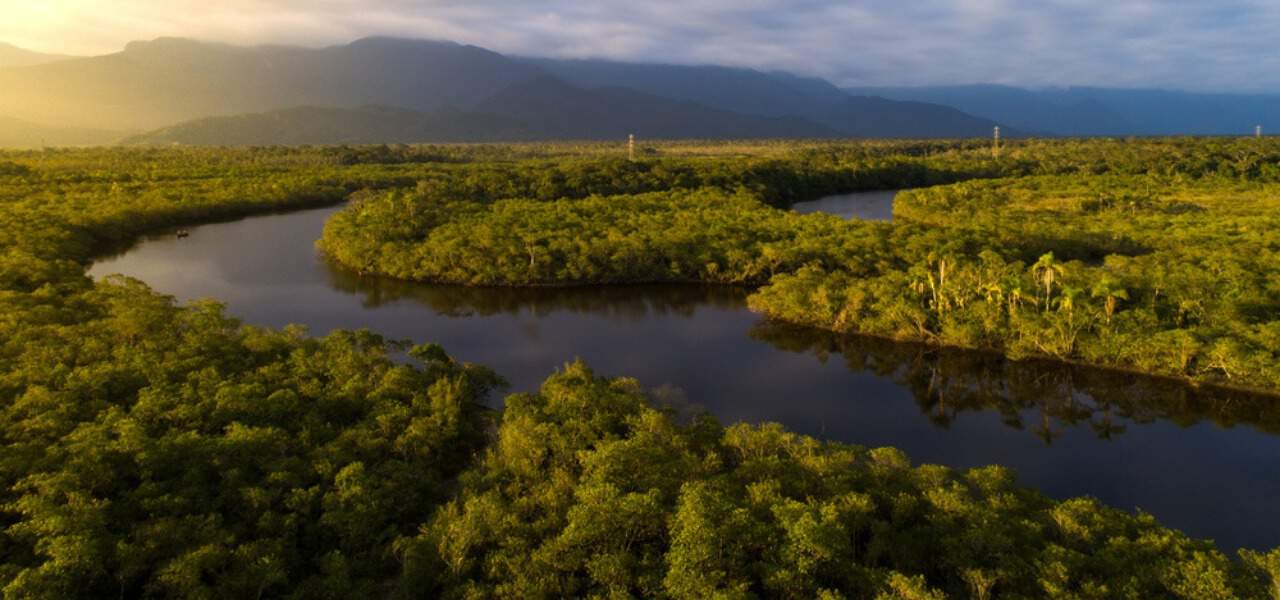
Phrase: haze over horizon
[{"left": 5, "top": 0, "right": 1280, "bottom": 93}]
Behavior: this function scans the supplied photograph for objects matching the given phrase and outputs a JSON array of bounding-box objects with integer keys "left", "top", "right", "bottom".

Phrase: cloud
[{"left": 5, "top": 0, "right": 1280, "bottom": 91}]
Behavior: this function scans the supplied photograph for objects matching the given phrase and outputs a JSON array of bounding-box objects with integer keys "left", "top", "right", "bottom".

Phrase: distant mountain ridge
[
  {"left": 1, "top": 37, "right": 1004, "bottom": 145},
  {"left": 0, "top": 115, "right": 124, "bottom": 148},
  {"left": 0, "top": 37, "right": 543, "bottom": 131},
  {"left": 524, "top": 57, "right": 853, "bottom": 121},
  {"left": 121, "top": 106, "right": 531, "bottom": 146},
  {"left": 0, "top": 42, "right": 75, "bottom": 68},
  {"left": 123, "top": 88, "right": 842, "bottom": 146},
  {"left": 5, "top": 37, "right": 1279, "bottom": 146},
  {"left": 847, "top": 85, "right": 1280, "bottom": 136},
  {"left": 525, "top": 57, "right": 1005, "bottom": 139},
  {"left": 471, "top": 76, "right": 841, "bottom": 140}
]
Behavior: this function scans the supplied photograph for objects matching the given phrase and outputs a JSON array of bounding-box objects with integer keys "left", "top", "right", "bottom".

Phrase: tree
[
  {"left": 1091, "top": 277, "right": 1129, "bottom": 323},
  {"left": 1240, "top": 548, "right": 1280, "bottom": 600},
  {"left": 1031, "top": 252, "right": 1064, "bottom": 310}
]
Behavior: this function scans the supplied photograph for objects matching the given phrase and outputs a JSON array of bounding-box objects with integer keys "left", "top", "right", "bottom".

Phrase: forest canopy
[
  {"left": 318, "top": 139, "right": 1280, "bottom": 392},
  {"left": 3, "top": 140, "right": 1280, "bottom": 598}
]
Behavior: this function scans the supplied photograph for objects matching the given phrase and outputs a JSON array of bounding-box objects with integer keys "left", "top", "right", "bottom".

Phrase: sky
[{"left": 4, "top": 0, "right": 1280, "bottom": 91}]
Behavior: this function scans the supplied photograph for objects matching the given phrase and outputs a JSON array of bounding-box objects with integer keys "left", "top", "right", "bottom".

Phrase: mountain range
[
  {"left": 0, "top": 115, "right": 123, "bottom": 148},
  {"left": 848, "top": 85, "right": 1280, "bottom": 137},
  {"left": 0, "top": 42, "right": 75, "bottom": 68},
  {"left": 0, "top": 37, "right": 1276, "bottom": 147},
  {"left": 0, "top": 37, "right": 1002, "bottom": 146}
]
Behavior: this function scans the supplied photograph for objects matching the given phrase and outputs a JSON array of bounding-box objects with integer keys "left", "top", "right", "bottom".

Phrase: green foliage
[
  {"left": 0, "top": 146, "right": 505, "bottom": 597},
  {"left": 3, "top": 139, "right": 1280, "bottom": 597},
  {"left": 753, "top": 172, "right": 1280, "bottom": 390},
  {"left": 0, "top": 281, "right": 500, "bottom": 597},
  {"left": 0, "top": 161, "right": 31, "bottom": 177},
  {"left": 319, "top": 187, "right": 869, "bottom": 285},
  {"left": 314, "top": 137, "right": 1280, "bottom": 391},
  {"left": 403, "top": 362, "right": 1265, "bottom": 599},
  {"left": 1241, "top": 548, "right": 1280, "bottom": 599}
]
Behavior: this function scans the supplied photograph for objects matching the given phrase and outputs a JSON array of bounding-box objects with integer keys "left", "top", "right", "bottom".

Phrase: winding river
[{"left": 89, "top": 191, "right": 1280, "bottom": 552}]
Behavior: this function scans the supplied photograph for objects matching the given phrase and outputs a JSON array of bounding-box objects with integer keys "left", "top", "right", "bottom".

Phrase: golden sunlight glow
[
  {"left": 1, "top": 0, "right": 117, "bottom": 54},
  {"left": 0, "top": 0, "right": 352, "bottom": 56}
]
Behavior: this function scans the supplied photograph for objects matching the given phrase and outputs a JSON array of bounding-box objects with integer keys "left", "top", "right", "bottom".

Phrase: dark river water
[
  {"left": 88, "top": 192, "right": 1280, "bottom": 552},
  {"left": 792, "top": 189, "right": 898, "bottom": 220}
]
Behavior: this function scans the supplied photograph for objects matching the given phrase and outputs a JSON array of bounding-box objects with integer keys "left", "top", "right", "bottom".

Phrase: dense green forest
[
  {"left": 3, "top": 141, "right": 1280, "bottom": 598},
  {"left": 319, "top": 139, "right": 1280, "bottom": 392},
  {"left": 757, "top": 175, "right": 1280, "bottom": 387}
]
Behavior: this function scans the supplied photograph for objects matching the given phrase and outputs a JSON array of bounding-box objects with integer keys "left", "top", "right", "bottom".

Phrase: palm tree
[
  {"left": 1030, "top": 252, "right": 1064, "bottom": 310},
  {"left": 1090, "top": 277, "right": 1129, "bottom": 323},
  {"left": 1057, "top": 286, "right": 1085, "bottom": 316},
  {"left": 1007, "top": 282, "right": 1036, "bottom": 315},
  {"left": 964, "top": 569, "right": 1000, "bottom": 600}
]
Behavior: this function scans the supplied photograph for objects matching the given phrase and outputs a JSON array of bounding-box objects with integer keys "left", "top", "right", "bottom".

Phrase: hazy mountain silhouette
[
  {"left": 123, "top": 85, "right": 841, "bottom": 145},
  {"left": 0, "top": 115, "right": 124, "bottom": 148},
  {"left": 527, "top": 58, "right": 1003, "bottom": 138},
  {"left": 5, "top": 37, "right": 1276, "bottom": 145},
  {"left": 849, "top": 85, "right": 1280, "bottom": 136},
  {"left": 0, "top": 37, "right": 1005, "bottom": 145},
  {"left": 472, "top": 76, "right": 840, "bottom": 139},
  {"left": 823, "top": 95, "right": 1008, "bottom": 138},
  {"left": 0, "top": 42, "right": 75, "bottom": 68},
  {"left": 120, "top": 106, "right": 538, "bottom": 146},
  {"left": 0, "top": 37, "right": 545, "bottom": 131},
  {"left": 130, "top": 74, "right": 1004, "bottom": 145},
  {"left": 525, "top": 58, "right": 852, "bottom": 120}
]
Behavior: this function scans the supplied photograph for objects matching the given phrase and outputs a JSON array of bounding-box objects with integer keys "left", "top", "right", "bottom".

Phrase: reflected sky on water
[{"left": 90, "top": 194, "right": 1280, "bottom": 552}]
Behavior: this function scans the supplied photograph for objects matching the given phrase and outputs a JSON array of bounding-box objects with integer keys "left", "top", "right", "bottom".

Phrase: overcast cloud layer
[{"left": 5, "top": 0, "right": 1280, "bottom": 91}]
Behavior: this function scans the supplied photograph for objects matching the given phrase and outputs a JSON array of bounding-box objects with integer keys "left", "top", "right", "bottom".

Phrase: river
[{"left": 88, "top": 191, "right": 1280, "bottom": 552}]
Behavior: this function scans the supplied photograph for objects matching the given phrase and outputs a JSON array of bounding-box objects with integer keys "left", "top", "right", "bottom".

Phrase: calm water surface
[
  {"left": 89, "top": 193, "right": 1280, "bottom": 552},
  {"left": 792, "top": 189, "right": 897, "bottom": 220}
]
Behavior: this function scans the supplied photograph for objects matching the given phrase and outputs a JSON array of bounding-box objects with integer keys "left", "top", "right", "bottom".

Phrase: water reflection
[
  {"left": 323, "top": 261, "right": 749, "bottom": 319},
  {"left": 751, "top": 321, "right": 1280, "bottom": 441},
  {"left": 792, "top": 189, "right": 897, "bottom": 221},
  {"left": 322, "top": 255, "right": 1280, "bottom": 447},
  {"left": 324, "top": 261, "right": 1280, "bottom": 445},
  {"left": 88, "top": 197, "right": 1280, "bottom": 552}
]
